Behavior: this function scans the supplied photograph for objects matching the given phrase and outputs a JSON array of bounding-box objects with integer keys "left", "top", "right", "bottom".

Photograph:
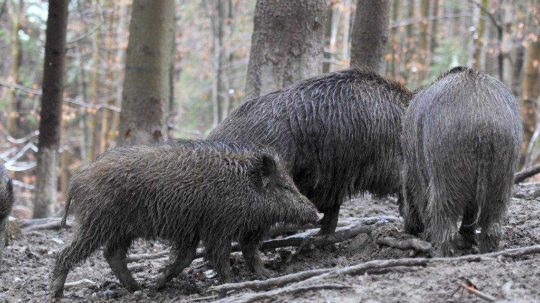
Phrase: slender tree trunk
[
  {"left": 418, "top": 0, "right": 430, "bottom": 79},
  {"left": 33, "top": 0, "right": 69, "bottom": 218},
  {"left": 405, "top": 0, "right": 415, "bottom": 83},
  {"left": 511, "top": 45, "right": 525, "bottom": 96},
  {"left": 390, "top": 0, "right": 400, "bottom": 78},
  {"left": 6, "top": 0, "right": 23, "bottom": 138},
  {"left": 118, "top": 0, "right": 175, "bottom": 145},
  {"left": 350, "top": 0, "right": 390, "bottom": 73},
  {"left": 87, "top": 21, "right": 100, "bottom": 160},
  {"left": 245, "top": 0, "right": 326, "bottom": 99},
  {"left": 472, "top": 0, "right": 489, "bottom": 70},
  {"left": 110, "top": 0, "right": 129, "bottom": 144},
  {"left": 520, "top": 39, "right": 540, "bottom": 165},
  {"left": 430, "top": 0, "right": 439, "bottom": 54},
  {"left": 341, "top": 0, "right": 352, "bottom": 65}
]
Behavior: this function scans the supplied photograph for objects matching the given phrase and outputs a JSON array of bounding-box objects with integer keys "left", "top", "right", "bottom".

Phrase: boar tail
[{"left": 60, "top": 193, "right": 72, "bottom": 228}]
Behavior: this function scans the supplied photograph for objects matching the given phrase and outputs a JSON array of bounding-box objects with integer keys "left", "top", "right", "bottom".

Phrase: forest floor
[{"left": 1, "top": 183, "right": 540, "bottom": 303}]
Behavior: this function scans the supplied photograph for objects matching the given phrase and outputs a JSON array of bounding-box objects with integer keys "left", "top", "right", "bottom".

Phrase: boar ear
[
  {"left": 260, "top": 153, "right": 277, "bottom": 178},
  {"left": 254, "top": 153, "right": 278, "bottom": 189}
]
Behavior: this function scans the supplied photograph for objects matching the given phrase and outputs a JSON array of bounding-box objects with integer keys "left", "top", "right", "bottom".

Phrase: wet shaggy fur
[
  {"left": 209, "top": 69, "right": 412, "bottom": 234},
  {"left": 0, "top": 165, "right": 13, "bottom": 260},
  {"left": 400, "top": 67, "right": 522, "bottom": 256},
  {"left": 52, "top": 141, "right": 318, "bottom": 299}
]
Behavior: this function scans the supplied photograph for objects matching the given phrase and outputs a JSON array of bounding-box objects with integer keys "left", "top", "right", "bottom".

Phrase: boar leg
[
  {"left": 155, "top": 239, "right": 198, "bottom": 289},
  {"left": 319, "top": 205, "right": 340, "bottom": 235},
  {"left": 458, "top": 204, "right": 478, "bottom": 249},
  {"left": 240, "top": 230, "right": 271, "bottom": 278},
  {"left": 104, "top": 236, "right": 139, "bottom": 291},
  {"left": 51, "top": 229, "right": 104, "bottom": 299},
  {"left": 207, "top": 239, "right": 232, "bottom": 283},
  {"left": 478, "top": 200, "right": 505, "bottom": 253}
]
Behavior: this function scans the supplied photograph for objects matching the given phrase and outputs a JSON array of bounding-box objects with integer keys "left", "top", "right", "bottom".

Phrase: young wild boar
[
  {"left": 51, "top": 141, "right": 318, "bottom": 299},
  {"left": 400, "top": 67, "right": 522, "bottom": 255},
  {"left": 209, "top": 69, "right": 412, "bottom": 234},
  {"left": 0, "top": 165, "right": 14, "bottom": 260}
]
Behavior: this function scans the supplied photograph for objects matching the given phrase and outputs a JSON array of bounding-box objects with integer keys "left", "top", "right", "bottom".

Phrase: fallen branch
[
  {"left": 214, "top": 283, "right": 351, "bottom": 303},
  {"left": 64, "top": 279, "right": 97, "bottom": 290},
  {"left": 212, "top": 244, "right": 540, "bottom": 294},
  {"left": 514, "top": 164, "right": 540, "bottom": 184},
  {"left": 376, "top": 237, "right": 432, "bottom": 253},
  {"left": 19, "top": 218, "right": 60, "bottom": 228},
  {"left": 460, "top": 283, "right": 496, "bottom": 302},
  {"left": 23, "top": 220, "right": 73, "bottom": 231}
]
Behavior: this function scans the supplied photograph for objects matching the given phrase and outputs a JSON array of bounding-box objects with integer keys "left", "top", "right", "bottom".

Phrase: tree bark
[
  {"left": 520, "top": 39, "right": 540, "bottom": 165},
  {"left": 245, "top": 0, "right": 325, "bottom": 99},
  {"left": 350, "top": 0, "right": 390, "bottom": 73},
  {"left": 418, "top": 0, "right": 430, "bottom": 79},
  {"left": 33, "top": 0, "right": 69, "bottom": 218},
  {"left": 472, "top": 0, "right": 489, "bottom": 70},
  {"left": 6, "top": 0, "right": 24, "bottom": 138},
  {"left": 118, "top": 0, "right": 175, "bottom": 146}
]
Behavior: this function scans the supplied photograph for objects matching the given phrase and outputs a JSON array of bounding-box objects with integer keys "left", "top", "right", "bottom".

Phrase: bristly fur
[
  {"left": 400, "top": 67, "right": 522, "bottom": 255},
  {"left": 209, "top": 68, "right": 412, "bottom": 233},
  {"left": 51, "top": 140, "right": 318, "bottom": 298},
  {"left": 0, "top": 164, "right": 13, "bottom": 262},
  {"left": 0, "top": 165, "right": 13, "bottom": 221}
]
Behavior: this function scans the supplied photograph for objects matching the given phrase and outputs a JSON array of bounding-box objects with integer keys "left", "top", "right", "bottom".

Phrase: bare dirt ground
[{"left": 1, "top": 183, "right": 539, "bottom": 303}]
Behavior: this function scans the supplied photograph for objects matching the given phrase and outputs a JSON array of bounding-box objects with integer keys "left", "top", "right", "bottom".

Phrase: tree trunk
[
  {"left": 33, "top": 0, "right": 69, "bottom": 218},
  {"left": 245, "top": 0, "right": 326, "bottom": 99},
  {"left": 429, "top": 0, "right": 439, "bottom": 54},
  {"left": 6, "top": 0, "right": 23, "bottom": 138},
  {"left": 520, "top": 39, "right": 540, "bottom": 165},
  {"left": 390, "top": 0, "right": 400, "bottom": 78},
  {"left": 341, "top": 0, "right": 352, "bottom": 65},
  {"left": 350, "top": 0, "right": 390, "bottom": 73},
  {"left": 472, "top": 0, "right": 489, "bottom": 70},
  {"left": 110, "top": 0, "right": 129, "bottom": 144},
  {"left": 118, "top": 0, "right": 175, "bottom": 145},
  {"left": 418, "top": 0, "right": 430, "bottom": 79}
]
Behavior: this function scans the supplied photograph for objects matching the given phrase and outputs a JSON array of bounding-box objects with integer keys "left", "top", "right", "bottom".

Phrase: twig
[
  {"left": 64, "top": 279, "right": 97, "bottom": 290},
  {"left": 212, "top": 268, "right": 333, "bottom": 293},
  {"left": 376, "top": 236, "right": 432, "bottom": 253},
  {"left": 212, "top": 244, "right": 540, "bottom": 294},
  {"left": 460, "top": 283, "right": 496, "bottom": 302},
  {"left": 214, "top": 283, "right": 351, "bottom": 303},
  {"left": 514, "top": 164, "right": 540, "bottom": 184},
  {"left": 21, "top": 218, "right": 73, "bottom": 231}
]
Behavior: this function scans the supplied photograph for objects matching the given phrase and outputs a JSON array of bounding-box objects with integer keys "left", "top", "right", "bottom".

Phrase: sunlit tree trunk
[
  {"left": 520, "top": 39, "right": 540, "bottom": 165},
  {"left": 350, "top": 0, "right": 390, "bottom": 73},
  {"left": 118, "top": 0, "right": 175, "bottom": 145},
  {"left": 6, "top": 0, "right": 23, "bottom": 138},
  {"left": 245, "top": 0, "right": 326, "bottom": 99},
  {"left": 472, "top": 0, "right": 489, "bottom": 70},
  {"left": 33, "top": 0, "right": 69, "bottom": 218}
]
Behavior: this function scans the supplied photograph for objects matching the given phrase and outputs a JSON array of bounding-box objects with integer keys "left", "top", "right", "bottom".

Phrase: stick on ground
[
  {"left": 213, "top": 283, "right": 351, "bottom": 303},
  {"left": 514, "top": 164, "right": 540, "bottom": 184},
  {"left": 212, "top": 244, "right": 540, "bottom": 294}
]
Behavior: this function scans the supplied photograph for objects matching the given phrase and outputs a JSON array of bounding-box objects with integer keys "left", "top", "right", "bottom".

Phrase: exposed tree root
[
  {"left": 514, "top": 164, "right": 540, "bottom": 184},
  {"left": 126, "top": 216, "right": 399, "bottom": 263},
  {"left": 213, "top": 283, "right": 351, "bottom": 303},
  {"left": 211, "top": 244, "right": 540, "bottom": 295}
]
